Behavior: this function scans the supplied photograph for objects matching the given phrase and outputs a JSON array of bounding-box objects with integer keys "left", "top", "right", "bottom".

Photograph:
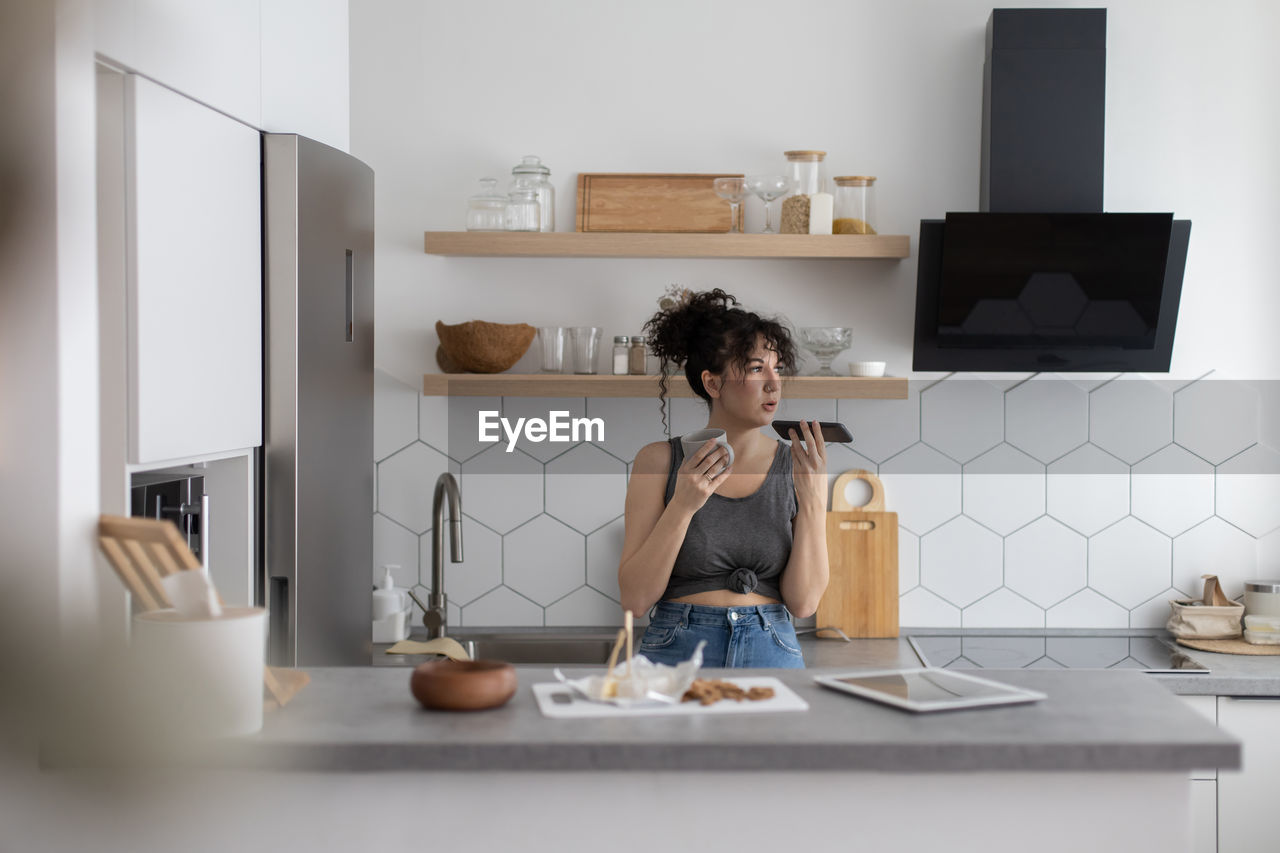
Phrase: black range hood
[{"left": 913, "top": 8, "right": 1191, "bottom": 373}]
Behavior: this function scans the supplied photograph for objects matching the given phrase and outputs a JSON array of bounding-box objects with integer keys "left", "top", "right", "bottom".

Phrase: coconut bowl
[{"left": 435, "top": 320, "right": 536, "bottom": 373}]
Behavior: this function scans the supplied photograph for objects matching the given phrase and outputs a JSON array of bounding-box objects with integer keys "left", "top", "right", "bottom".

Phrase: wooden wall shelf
[
  {"left": 423, "top": 231, "right": 910, "bottom": 259},
  {"left": 421, "top": 373, "right": 907, "bottom": 399}
]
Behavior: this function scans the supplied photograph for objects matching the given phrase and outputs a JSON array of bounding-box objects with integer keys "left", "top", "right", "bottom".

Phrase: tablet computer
[{"left": 813, "top": 668, "right": 1047, "bottom": 713}]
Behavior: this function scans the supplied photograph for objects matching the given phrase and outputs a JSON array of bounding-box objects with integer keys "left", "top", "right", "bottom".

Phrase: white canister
[
  {"left": 1243, "top": 580, "right": 1280, "bottom": 618},
  {"left": 132, "top": 606, "right": 267, "bottom": 737}
]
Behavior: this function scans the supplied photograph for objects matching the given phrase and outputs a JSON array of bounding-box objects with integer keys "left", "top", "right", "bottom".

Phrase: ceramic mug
[{"left": 681, "top": 428, "right": 735, "bottom": 476}]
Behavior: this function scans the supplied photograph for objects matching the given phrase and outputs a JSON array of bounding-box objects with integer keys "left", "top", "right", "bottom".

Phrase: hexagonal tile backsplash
[{"left": 373, "top": 371, "right": 1277, "bottom": 628}]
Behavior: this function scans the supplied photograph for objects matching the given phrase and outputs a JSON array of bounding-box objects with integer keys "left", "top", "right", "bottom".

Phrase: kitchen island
[{"left": 32, "top": 643, "right": 1241, "bottom": 853}]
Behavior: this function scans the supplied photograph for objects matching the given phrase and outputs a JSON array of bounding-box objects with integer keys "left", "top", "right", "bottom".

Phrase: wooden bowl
[
  {"left": 410, "top": 659, "right": 518, "bottom": 711},
  {"left": 435, "top": 320, "right": 535, "bottom": 373}
]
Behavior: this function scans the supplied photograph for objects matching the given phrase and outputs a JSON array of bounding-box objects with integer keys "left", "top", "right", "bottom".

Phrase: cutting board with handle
[{"left": 817, "top": 470, "right": 899, "bottom": 638}]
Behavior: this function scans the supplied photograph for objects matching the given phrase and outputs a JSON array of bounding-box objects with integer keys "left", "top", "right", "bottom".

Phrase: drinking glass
[
  {"left": 745, "top": 175, "right": 793, "bottom": 234},
  {"left": 569, "top": 326, "right": 602, "bottom": 374},
  {"left": 536, "top": 326, "right": 565, "bottom": 373},
  {"left": 712, "top": 177, "right": 749, "bottom": 233}
]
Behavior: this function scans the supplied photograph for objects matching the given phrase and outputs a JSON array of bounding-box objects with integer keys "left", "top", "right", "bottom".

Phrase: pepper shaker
[{"left": 628, "top": 335, "right": 648, "bottom": 375}]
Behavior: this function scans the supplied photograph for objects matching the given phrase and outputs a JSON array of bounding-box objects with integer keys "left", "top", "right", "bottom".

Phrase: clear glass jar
[
  {"left": 628, "top": 335, "right": 647, "bottom": 375},
  {"left": 466, "top": 178, "right": 508, "bottom": 231},
  {"left": 511, "top": 155, "right": 555, "bottom": 232},
  {"left": 612, "top": 336, "right": 630, "bottom": 375},
  {"left": 780, "top": 150, "right": 827, "bottom": 234},
  {"left": 505, "top": 188, "right": 541, "bottom": 232},
  {"left": 833, "top": 176, "right": 877, "bottom": 234}
]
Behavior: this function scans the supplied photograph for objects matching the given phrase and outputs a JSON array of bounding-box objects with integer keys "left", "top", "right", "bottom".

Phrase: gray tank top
[{"left": 661, "top": 436, "right": 797, "bottom": 601}]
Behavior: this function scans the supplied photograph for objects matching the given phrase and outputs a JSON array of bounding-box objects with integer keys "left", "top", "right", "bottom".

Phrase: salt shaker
[{"left": 612, "top": 336, "right": 630, "bottom": 375}]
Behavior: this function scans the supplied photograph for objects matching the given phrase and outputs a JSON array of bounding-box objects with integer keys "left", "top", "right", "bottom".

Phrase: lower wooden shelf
[{"left": 421, "top": 373, "right": 907, "bottom": 399}]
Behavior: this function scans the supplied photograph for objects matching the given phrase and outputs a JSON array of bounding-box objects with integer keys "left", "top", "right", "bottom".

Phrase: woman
[{"left": 618, "top": 289, "right": 829, "bottom": 669}]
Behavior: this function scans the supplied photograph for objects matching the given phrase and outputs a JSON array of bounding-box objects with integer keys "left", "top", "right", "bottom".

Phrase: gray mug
[{"left": 680, "top": 429, "right": 735, "bottom": 476}]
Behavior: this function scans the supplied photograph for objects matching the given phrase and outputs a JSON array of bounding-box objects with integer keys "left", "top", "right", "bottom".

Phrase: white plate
[{"left": 532, "top": 677, "right": 809, "bottom": 718}]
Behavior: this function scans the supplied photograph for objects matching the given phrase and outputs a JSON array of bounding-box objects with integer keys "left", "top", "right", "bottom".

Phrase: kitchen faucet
[{"left": 425, "top": 472, "right": 463, "bottom": 639}]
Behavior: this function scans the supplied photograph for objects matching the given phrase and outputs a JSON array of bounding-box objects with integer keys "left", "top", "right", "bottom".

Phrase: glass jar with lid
[
  {"left": 833, "top": 176, "right": 877, "bottom": 234},
  {"left": 505, "top": 187, "right": 541, "bottom": 232},
  {"left": 780, "top": 150, "right": 827, "bottom": 234},
  {"left": 466, "top": 178, "right": 508, "bottom": 231},
  {"left": 628, "top": 335, "right": 648, "bottom": 375},
  {"left": 511, "top": 155, "right": 555, "bottom": 232}
]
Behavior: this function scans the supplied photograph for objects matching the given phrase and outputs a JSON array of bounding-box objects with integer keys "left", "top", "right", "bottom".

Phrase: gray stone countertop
[{"left": 225, "top": 653, "right": 1239, "bottom": 774}]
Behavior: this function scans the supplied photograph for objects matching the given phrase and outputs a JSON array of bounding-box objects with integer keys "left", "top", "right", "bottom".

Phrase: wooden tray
[{"left": 575, "top": 172, "right": 743, "bottom": 233}]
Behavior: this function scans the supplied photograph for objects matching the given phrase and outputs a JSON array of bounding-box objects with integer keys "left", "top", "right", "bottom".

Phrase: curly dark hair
[{"left": 642, "top": 288, "right": 797, "bottom": 431}]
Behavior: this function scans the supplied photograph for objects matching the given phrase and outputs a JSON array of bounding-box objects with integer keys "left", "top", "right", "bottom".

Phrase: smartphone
[{"left": 771, "top": 420, "right": 854, "bottom": 443}]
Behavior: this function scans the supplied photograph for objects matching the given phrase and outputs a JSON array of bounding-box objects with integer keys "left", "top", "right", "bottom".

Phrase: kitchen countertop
[{"left": 218, "top": 664, "right": 1237, "bottom": 773}]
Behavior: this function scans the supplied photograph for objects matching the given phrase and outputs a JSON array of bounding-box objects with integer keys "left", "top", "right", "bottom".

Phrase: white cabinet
[
  {"left": 1218, "top": 697, "right": 1280, "bottom": 853},
  {"left": 126, "top": 75, "right": 262, "bottom": 464},
  {"left": 94, "top": 0, "right": 261, "bottom": 126}
]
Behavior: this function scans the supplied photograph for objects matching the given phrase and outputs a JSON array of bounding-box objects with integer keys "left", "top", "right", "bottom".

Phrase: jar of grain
[
  {"left": 833, "top": 176, "right": 877, "bottom": 235},
  {"left": 780, "top": 150, "right": 827, "bottom": 234}
]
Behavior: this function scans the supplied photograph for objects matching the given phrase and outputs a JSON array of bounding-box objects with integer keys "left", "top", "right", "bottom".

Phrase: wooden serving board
[
  {"left": 817, "top": 471, "right": 899, "bottom": 638},
  {"left": 575, "top": 172, "right": 744, "bottom": 233}
]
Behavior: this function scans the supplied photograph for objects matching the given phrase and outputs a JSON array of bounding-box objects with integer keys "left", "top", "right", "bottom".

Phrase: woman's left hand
[{"left": 788, "top": 420, "right": 828, "bottom": 511}]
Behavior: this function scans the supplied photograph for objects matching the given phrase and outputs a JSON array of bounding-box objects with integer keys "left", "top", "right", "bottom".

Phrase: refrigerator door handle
[{"left": 345, "top": 249, "right": 354, "bottom": 343}]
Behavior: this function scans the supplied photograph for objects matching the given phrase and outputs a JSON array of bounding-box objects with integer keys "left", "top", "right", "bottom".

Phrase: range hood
[{"left": 913, "top": 8, "right": 1191, "bottom": 373}]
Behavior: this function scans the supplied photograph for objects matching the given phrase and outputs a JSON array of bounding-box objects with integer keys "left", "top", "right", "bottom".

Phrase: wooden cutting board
[
  {"left": 817, "top": 470, "right": 899, "bottom": 638},
  {"left": 575, "top": 172, "right": 744, "bottom": 232}
]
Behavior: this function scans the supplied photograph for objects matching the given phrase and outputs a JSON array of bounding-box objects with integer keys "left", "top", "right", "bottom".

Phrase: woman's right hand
[{"left": 670, "top": 438, "right": 732, "bottom": 513}]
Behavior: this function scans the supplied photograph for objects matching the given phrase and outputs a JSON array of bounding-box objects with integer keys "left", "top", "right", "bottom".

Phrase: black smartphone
[{"left": 771, "top": 420, "right": 854, "bottom": 443}]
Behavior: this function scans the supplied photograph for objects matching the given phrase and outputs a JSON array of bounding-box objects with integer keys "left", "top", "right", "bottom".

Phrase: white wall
[{"left": 351, "top": 0, "right": 1279, "bottom": 385}]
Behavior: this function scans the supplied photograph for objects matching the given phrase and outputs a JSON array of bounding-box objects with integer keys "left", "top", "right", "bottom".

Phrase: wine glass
[
  {"left": 712, "top": 177, "right": 749, "bottom": 233},
  {"left": 800, "top": 327, "right": 853, "bottom": 376},
  {"left": 745, "top": 175, "right": 792, "bottom": 234}
]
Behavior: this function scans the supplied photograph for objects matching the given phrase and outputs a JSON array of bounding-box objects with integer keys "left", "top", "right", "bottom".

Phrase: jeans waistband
[{"left": 651, "top": 600, "right": 792, "bottom": 628}]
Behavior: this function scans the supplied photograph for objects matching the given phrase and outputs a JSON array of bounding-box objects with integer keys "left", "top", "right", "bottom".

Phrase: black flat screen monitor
[{"left": 912, "top": 213, "right": 1190, "bottom": 372}]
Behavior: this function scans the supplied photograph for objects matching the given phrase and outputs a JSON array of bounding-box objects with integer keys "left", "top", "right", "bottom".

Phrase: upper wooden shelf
[
  {"left": 422, "top": 373, "right": 907, "bottom": 399},
  {"left": 423, "top": 231, "right": 910, "bottom": 259}
]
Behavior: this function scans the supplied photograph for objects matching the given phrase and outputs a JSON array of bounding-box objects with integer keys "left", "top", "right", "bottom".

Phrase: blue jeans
[{"left": 638, "top": 601, "right": 805, "bottom": 669}]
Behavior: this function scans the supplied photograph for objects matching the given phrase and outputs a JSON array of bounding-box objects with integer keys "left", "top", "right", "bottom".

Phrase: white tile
[
  {"left": 961, "top": 444, "right": 1046, "bottom": 535},
  {"left": 503, "top": 514, "right": 585, "bottom": 606},
  {"left": 1174, "top": 378, "right": 1260, "bottom": 465},
  {"left": 919, "top": 517, "right": 1002, "bottom": 608},
  {"left": 1131, "top": 445, "right": 1215, "bottom": 536},
  {"left": 1005, "top": 517, "right": 1087, "bottom": 608},
  {"left": 545, "top": 443, "right": 628, "bottom": 534},
  {"left": 1259, "top": 529, "right": 1280, "bottom": 576},
  {"left": 1258, "top": 380, "right": 1280, "bottom": 451},
  {"left": 899, "top": 587, "right": 961, "bottom": 628},
  {"left": 669, "top": 396, "right": 710, "bottom": 437},
  {"left": 374, "top": 370, "right": 420, "bottom": 462},
  {"left": 498, "top": 397, "right": 588, "bottom": 463},
  {"left": 419, "top": 516, "right": 502, "bottom": 607},
  {"left": 920, "top": 377, "right": 1004, "bottom": 463},
  {"left": 546, "top": 586, "right": 623, "bottom": 627},
  {"left": 1130, "top": 587, "right": 1185, "bottom": 629},
  {"left": 1005, "top": 376, "right": 1089, "bottom": 463},
  {"left": 878, "top": 443, "right": 961, "bottom": 534},
  {"left": 425, "top": 395, "right": 503, "bottom": 463},
  {"left": 376, "top": 442, "right": 453, "bottom": 533},
  {"left": 899, "top": 529, "right": 920, "bottom": 591},
  {"left": 962, "top": 588, "right": 1045, "bottom": 629},
  {"left": 1046, "top": 444, "right": 1130, "bottom": 535},
  {"left": 1216, "top": 444, "right": 1280, "bottom": 536},
  {"left": 1088, "top": 518, "right": 1172, "bottom": 609},
  {"left": 458, "top": 445, "right": 544, "bottom": 534},
  {"left": 586, "top": 396, "right": 668, "bottom": 464},
  {"left": 1173, "top": 518, "right": 1258, "bottom": 598},
  {"left": 373, "top": 514, "right": 418, "bottom": 590},
  {"left": 462, "top": 586, "right": 544, "bottom": 627},
  {"left": 777, "top": 399, "right": 837, "bottom": 423},
  {"left": 1046, "top": 589, "right": 1129, "bottom": 629},
  {"left": 1089, "top": 378, "right": 1174, "bottom": 464},
  {"left": 836, "top": 385, "right": 921, "bottom": 463},
  {"left": 586, "top": 516, "right": 626, "bottom": 603}
]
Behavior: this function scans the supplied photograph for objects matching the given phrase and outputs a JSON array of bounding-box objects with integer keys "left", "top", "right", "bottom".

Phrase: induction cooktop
[{"left": 908, "top": 633, "right": 1210, "bottom": 674}]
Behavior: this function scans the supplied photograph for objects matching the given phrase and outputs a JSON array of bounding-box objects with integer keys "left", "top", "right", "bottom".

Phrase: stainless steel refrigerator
[{"left": 262, "top": 133, "right": 374, "bottom": 666}]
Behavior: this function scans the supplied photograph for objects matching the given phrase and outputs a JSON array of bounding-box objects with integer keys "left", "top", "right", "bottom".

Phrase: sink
[{"left": 450, "top": 629, "right": 641, "bottom": 666}]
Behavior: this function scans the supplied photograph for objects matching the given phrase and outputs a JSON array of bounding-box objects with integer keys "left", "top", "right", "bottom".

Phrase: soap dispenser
[{"left": 372, "top": 565, "right": 410, "bottom": 643}]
